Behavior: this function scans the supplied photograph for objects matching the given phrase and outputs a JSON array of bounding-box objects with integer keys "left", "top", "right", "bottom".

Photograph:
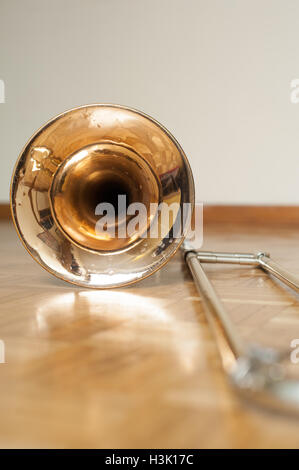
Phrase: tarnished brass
[{"left": 10, "top": 104, "right": 194, "bottom": 288}]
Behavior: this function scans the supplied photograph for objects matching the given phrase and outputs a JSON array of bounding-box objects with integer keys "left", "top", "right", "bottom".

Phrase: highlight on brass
[{"left": 10, "top": 104, "right": 194, "bottom": 288}]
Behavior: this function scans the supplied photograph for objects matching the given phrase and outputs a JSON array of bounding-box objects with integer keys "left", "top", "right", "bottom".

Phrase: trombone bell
[{"left": 10, "top": 104, "right": 194, "bottom": 288}]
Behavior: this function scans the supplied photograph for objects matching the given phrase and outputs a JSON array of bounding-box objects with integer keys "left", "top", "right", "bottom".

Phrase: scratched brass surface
[{"left": 1, "top": 220, "right": 299, "bottom": 448}]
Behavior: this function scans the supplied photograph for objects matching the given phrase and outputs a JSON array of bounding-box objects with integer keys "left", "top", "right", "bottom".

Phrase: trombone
[{"left": 10, "top": 103, "right": 299, "bottom": 415}]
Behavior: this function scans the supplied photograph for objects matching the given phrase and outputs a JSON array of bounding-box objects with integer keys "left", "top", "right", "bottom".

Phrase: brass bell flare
[{"left": 10, "top": 104, "right": 194, "bottom": 288}]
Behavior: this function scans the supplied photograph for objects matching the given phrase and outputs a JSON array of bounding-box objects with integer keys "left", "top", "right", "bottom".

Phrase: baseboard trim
[
  {"left": 0, "top": 204, "right": 11, "bottom": 220},
  {"left": 204, "top": 205, "right": 299, "bottom": 225},
  {"left": 2, "top": 203, "right": 299, "bottom": 225}
]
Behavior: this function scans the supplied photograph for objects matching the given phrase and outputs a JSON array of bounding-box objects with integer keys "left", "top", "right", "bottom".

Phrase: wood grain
[{"left": 1, "top": 220, "right": 299, "bottom": 448}]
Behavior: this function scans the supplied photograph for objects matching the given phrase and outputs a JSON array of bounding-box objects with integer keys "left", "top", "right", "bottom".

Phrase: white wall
[{"left": 1, "top": 0, "right": 299, "bottom": 204}]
